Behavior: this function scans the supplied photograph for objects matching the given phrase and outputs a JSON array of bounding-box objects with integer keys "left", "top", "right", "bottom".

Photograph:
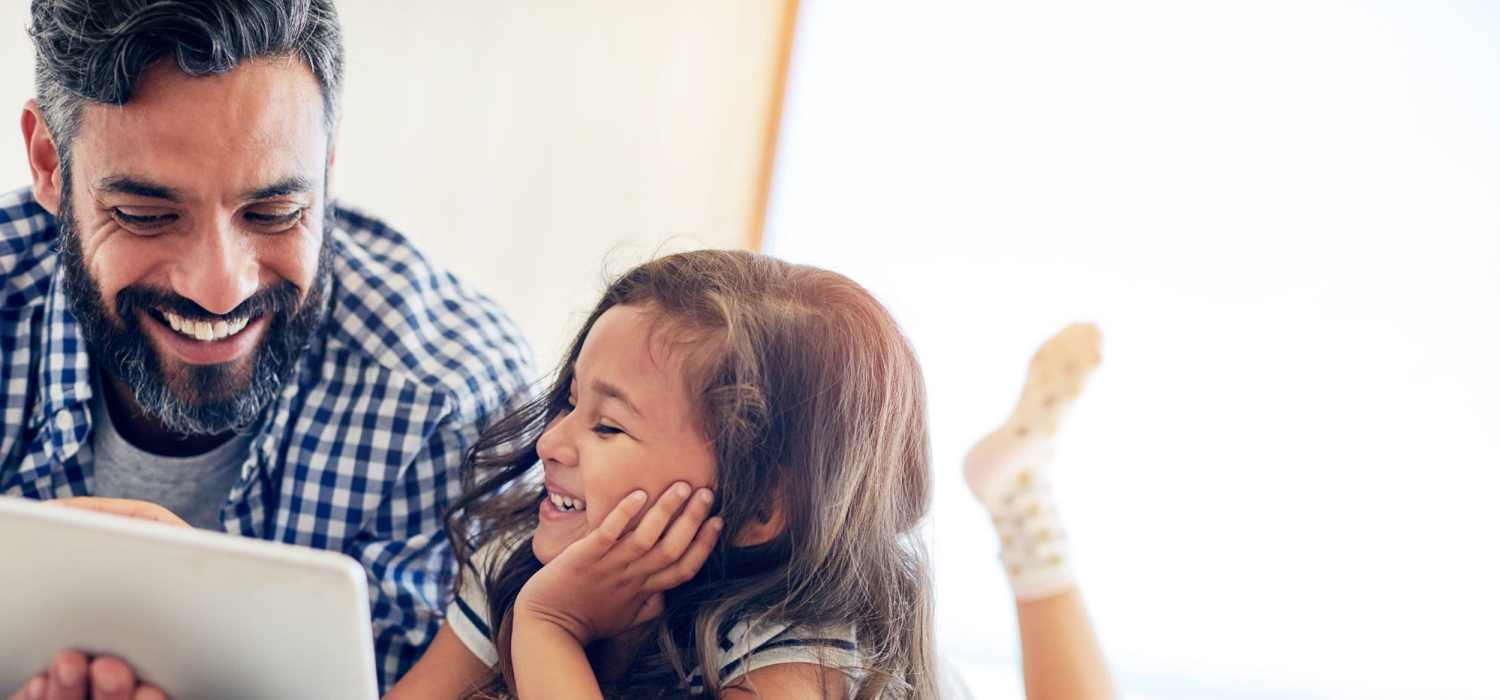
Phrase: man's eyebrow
[
  {"left": 95, "top": 176, "right": 183, "bottom": 202},
  {"left": 244, "top": 176, "right": 316, "bottom": 201},
  {"left": 590, "top": 378, "right": 644, "bottom": 419}
]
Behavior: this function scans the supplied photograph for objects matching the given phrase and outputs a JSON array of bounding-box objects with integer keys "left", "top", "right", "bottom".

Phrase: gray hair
[{"left": 28, "top": 0, "right": 344, "bottom": 164}]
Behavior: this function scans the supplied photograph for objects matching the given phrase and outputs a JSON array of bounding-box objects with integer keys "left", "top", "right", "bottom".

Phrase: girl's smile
[{"left": 540, "top": 480, "right": 587, "bottom": 519}]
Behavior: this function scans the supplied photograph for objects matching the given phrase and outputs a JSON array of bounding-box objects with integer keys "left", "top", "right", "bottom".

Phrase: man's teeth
[
  {"left": 549, "top": 492, "right": 586, "bottom": 512},
  {"left": 161, "top": 311, "right": 250, "bottom": 342}
]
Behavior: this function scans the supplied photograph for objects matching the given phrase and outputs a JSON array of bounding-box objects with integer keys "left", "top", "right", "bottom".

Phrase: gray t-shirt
[{"left": 89, "top": 389, "right": 253, "bottom": 531}]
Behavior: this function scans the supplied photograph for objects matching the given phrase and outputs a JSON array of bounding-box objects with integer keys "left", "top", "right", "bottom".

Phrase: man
[{"left": 2, "top": 0, "right": 534, "bottom": 693}]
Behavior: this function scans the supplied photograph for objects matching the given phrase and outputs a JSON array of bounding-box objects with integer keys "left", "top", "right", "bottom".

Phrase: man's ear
[
  {"left": 21, "top": 100, "right": 63, "bottom": 214},
  {"left": 731, "top": 485, "right": 787, "bottom": 547}
]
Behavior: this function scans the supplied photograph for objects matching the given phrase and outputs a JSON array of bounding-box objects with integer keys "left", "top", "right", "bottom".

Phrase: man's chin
[{"left": 160, "top": 362, "right": 258, "bottom": 405}]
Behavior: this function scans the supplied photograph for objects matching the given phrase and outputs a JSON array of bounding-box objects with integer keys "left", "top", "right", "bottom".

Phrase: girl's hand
[
  {"left": 515, "top": 481, "right": 722, "bottom": 645},
  {"left": 48, "top": 498, "right": 191, "bottom": 529}
]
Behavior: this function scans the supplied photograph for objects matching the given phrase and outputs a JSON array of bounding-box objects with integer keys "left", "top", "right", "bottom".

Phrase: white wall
[
  {"left": 0, "top": 1, "right": 789, "bottom": 367},
  {"left": 768, "top": 1, "right": 1500, "bottom": 698}
]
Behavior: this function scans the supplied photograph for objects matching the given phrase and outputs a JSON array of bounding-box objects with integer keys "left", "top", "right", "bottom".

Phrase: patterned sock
[{"left": 964, "top": 323, "right": 1101, "bottom": 602}]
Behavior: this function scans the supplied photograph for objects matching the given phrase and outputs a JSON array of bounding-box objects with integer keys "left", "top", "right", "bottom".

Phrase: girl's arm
[
  {"left": 510, "top": 483, "right": 721, "bottom": 699},
  {"left": 966, "top": 323, "right": 1116, "bottom": 700},
  {"left": 382, "top": 623, "right": 492, "bottom": 700},
  {"left": 510, "top": 618, "right": 604, "bottom": 700}
]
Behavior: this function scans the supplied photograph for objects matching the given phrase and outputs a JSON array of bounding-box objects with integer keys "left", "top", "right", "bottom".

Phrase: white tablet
[{"left": 0, "top": 496, "right": 379, "bottom": 700}]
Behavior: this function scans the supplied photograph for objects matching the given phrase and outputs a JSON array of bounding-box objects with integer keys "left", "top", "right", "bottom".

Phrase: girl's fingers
[
  {"left": 629, "top": 592, "right": 666, "bottom": 628},
  {"left": 618, "top": 482, "right": 694, "bottom": 558},
  {"left": 569, "top": 490, "right": 648, "bottom": 559},
  {"left": 643, "top": 517, "right": 723, "bottom": 591},
  {"left": 632, "top": 488, "right": 715, "bottom": 574},
  {"left": 131, "top": 686, "right": 167, "bottom": 700}
]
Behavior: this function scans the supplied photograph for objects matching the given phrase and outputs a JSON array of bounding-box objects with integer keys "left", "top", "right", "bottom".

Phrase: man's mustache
[{"left": 114, "top": 282, "right": 303, "bottom": 324}]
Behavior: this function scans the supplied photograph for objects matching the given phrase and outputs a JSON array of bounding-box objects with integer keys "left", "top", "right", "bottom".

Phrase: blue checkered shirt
[{"left": 0, "top": 187, "right": 536, "bottom": 692}]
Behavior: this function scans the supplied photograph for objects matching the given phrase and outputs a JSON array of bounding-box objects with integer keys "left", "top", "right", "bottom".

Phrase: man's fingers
[
  {"left": 50, "top": 498, "right": 190, "bottom": 528},
  {"left": 643, "top": 516, "right": 723, "bottom": 591},
  {"left": 621, "top": 482, "right": 693, "bottom": 557},
  {"left": 45, "top": 650, "right": 86, "bottom": 700},
  {"left": 10, "top": 675, "right": 46, "bottom": 700},
  {"left": 88, "top": 657, "right": 135, "bottom": 700},
  {"left": 633, "top": 487, "right": 715, "bottom": 573}
]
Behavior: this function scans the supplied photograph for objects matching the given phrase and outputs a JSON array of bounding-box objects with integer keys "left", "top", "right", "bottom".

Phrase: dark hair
[
  {"left": 449, "top": 250, "right": 938, "bottom": 699},
  {"left": 27, "top": 0, "right": 343, "bottom": 164}
]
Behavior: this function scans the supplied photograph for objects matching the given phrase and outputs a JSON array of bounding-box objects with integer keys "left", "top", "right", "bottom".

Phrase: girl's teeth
[{"left": 548, "top": 492, "right": 586, "bottom": 512}]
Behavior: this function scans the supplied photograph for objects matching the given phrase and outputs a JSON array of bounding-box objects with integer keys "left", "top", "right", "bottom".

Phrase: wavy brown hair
[{"left": 448, "top": 250, "right": 937, "bottom": 699}]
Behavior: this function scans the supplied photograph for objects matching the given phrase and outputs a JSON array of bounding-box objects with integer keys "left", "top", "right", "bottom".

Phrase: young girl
[{"left": 389, "top": 249, "right": 940, "bottom": 698}]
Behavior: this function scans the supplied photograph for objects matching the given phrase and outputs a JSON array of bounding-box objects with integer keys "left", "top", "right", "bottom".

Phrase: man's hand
[
  {"left": 47, "top": 498, "right": 191, "bottom": 529},
  {"left": 6, "top": 650, "right": 167, "bottom": 700}
]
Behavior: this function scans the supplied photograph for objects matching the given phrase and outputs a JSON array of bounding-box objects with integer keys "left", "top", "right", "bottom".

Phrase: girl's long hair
[{"left": 448, "top": 250, "right": 937, "bottom": 698}]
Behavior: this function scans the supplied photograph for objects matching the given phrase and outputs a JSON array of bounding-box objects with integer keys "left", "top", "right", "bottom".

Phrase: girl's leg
[{"left": 964, "top": 323, "right": 1115, "bottom": 700}]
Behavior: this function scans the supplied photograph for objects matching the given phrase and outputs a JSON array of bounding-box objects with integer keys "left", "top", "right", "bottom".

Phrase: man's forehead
[{"left": 72, "top": 57, "right": 330, "bottom": 198}]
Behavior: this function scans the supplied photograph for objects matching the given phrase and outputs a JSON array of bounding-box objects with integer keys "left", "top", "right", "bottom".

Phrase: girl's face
[{"left": 532, "top": 304, "right": 718, "bottom": 564}]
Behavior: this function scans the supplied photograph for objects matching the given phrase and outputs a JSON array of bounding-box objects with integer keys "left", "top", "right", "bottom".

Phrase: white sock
[
  {"left": 985, "top": 440, "right": 1076, "bottom": 601},
  {"left": 964, "top": 323, "right": 1101, "bottom": 602}
]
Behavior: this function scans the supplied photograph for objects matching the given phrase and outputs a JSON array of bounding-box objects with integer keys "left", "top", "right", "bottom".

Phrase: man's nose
[{"left": 169, "top": 220, "right": 259, "bottom": 315}]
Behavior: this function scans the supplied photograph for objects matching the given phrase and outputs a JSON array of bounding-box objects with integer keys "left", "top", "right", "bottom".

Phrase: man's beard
[{"left": 57, "top": 191, "right": 334, "bottom": 437}]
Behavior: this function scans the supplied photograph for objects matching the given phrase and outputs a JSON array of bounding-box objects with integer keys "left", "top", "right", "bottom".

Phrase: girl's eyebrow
[{"left": 590, "top": 378, "right": 644, "bottom": 419}]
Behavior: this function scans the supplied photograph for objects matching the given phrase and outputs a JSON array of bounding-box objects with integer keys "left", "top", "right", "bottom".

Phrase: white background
[
  {"left": 3, "top": 2, "right": 1498, "bottom": 697},
  {"left": 766, "top": 1, "right": 1500, "bottom": 697}
]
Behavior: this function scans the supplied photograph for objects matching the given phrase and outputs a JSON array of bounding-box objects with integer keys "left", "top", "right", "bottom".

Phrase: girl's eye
[
  {"left": 244, "top": 207, "right": 303, "bottom": 231},
  {"left": 112, "top": 208, "right": 176, "bottom": 234},
  {"left": 592, "top": 424, "right": 623, "bottom": 437}
]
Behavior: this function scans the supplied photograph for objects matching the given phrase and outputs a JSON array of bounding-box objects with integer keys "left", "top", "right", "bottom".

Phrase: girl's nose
[{"left": 535, "top": 412, "right": 579, "bottom": 468}]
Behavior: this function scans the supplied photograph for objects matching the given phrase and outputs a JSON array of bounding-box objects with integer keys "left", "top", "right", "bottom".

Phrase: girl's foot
[{"left": 963, "top": 323, "right": 1101, "bottom": 600}]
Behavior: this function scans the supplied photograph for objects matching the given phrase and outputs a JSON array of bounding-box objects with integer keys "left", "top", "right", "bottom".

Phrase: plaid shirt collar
[{"left": 26, "top": 261, "right": 89, "bottom": 491}]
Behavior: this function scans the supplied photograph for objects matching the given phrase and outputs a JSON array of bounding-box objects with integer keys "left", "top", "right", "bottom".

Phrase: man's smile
[
  {"left": 159, "top": 309, "right": 252, "bottom": 342},
  {"left": 139, "top": 307, "right": 269, "bottom": 366}
]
